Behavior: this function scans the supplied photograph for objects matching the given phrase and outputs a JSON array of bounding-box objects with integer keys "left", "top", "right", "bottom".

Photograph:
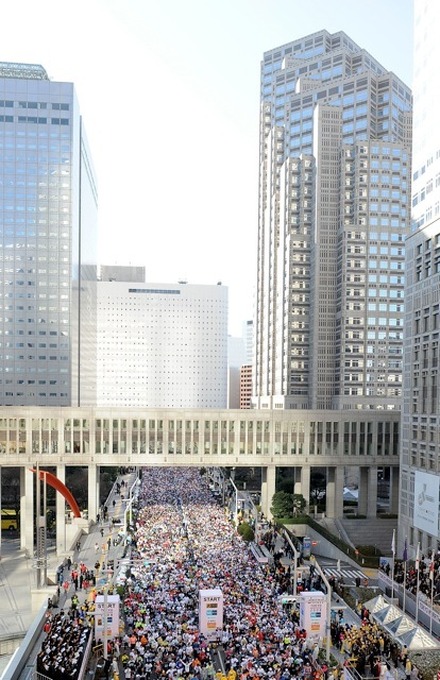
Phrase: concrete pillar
[
  {"left": 294, "top": 467, "right": 302, "bottom": 496},
  {"left": 56, "top": 465, "right": 66, "bottom": 556},
  {"left": 359, "top": 466, "right": 378, "bottom": 518},
  {"left": 260, "top": 465, "right": 276, "bottom": 518},
  {"left": 88, "top": 464, "right": 99, "bottom": 524},
  {"left": 390, "top": 466, "right": 400, "bottom": 514},
  {"left": 367, "top": 465, "right": 378, "bottom": 518},
  {"left": 358, "top": 467, "right": 369, "bottom": 516},
  {"left": 20, "top": 466, "right": 34, "bottom": 554},
  {"left": 326, "top": 466, "right": 344, "bottom": 519},
  {"left": 300, "top": 465, "right": 311, "bottom": 514}
]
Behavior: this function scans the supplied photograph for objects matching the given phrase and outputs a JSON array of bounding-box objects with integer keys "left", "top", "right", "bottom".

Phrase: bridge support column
[
  {"left": 20, "top": 466, "right": 34, "bottom": 555},
  {"left": 261, "top": 465, "right": 276, "bottom": 519},
  {"left": 390, "top": 466, "right": 399, "bottom": 514},
  {"left": 326, "top": 466, "right": 344, "bottom": 519},
  {"left": 294, "top": 467, "right": 302, "bottom": 496},
  {"left": 55, "top": 465, "right": 66, "bottom": 556},
  {"left": 300, "top": 465, "right": 311, "bottom": 514},
  {"left": 88, "top": 464, "right": 99, "bottom": 525},
  {"left": 358, "top": 466, "right": 378, "bottom": 518}
]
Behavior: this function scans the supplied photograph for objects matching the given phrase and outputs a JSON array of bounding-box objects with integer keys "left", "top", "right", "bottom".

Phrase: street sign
[{"left": 303, "top": 536, "right": 311, "bottom": 558}]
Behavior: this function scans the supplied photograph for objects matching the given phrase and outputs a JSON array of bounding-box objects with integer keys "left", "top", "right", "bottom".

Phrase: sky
[{"left": 0, "top": 0, "right": 413, "bottom": 335}]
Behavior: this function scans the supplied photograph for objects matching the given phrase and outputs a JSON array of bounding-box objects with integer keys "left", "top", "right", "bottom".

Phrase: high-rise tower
[
  {"left": 400, "top": 1, "right": 440, "bottom": 558},
  {"left": 253, "top": 30, "right": 412, "bottom": 411},
  {"left": 0, "top": 62, "right": 98, "bottom": 406}
]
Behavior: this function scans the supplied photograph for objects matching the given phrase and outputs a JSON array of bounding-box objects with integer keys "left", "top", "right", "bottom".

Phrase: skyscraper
[
  {"left": 0, "top": 62, "right": 98, "bottom": 406},
  {"left": 253, "top": 30, "right": 412, "bottom": 411},
  {"left": 400, "top": 1, "right": 440, "bottom": 557}
]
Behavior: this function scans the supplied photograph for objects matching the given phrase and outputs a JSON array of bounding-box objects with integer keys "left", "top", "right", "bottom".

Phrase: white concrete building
[
  {"left": 97, "top": 277, "right": 228, "bottom": 408},
  {"left": 400, "top": 0, "right": 440, "bottom": 559}
]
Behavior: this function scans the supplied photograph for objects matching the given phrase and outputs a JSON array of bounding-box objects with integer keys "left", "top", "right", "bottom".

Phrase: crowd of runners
[
  {"left": 119, "top": 467, "right": 334, "bottom": 680},
  {"left": 35, "top": 467, "right": 429, "bottom": 680}
]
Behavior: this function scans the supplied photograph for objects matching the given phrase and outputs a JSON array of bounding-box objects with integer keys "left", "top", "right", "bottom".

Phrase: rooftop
[{"left": 0, "top": 62, "right": 49, "bottom": 80}]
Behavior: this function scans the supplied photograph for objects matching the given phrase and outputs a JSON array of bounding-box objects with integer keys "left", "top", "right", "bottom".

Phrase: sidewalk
[
  {"left": 0, "top": 470, "right": 137, "bottom": 675},
  {"left": 270, "top": 528, "right": 407, "bottom": 680}
]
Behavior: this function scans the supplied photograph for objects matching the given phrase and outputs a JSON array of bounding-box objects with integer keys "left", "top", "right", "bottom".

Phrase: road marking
[{"left": 324, "top": 567, "right": 367, "bottom": 583}]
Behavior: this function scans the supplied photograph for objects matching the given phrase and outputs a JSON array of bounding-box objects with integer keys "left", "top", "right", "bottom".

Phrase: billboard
[
  {"left": 299, "top": 591, "right": 327, "bottom": 639},
  {"left": 199, "top": 589, "right": 223, "bottom": 640},
  {"left": 94, "top": 594, "right": 120, "bottom": 640},
  {"left": 413, "top": 470, "right": 440, "bottom": 536}
]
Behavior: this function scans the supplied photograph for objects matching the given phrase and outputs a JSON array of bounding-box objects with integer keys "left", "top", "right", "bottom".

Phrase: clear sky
[{"left": 0, "top": 0, "right": 413, "bottom": 335}]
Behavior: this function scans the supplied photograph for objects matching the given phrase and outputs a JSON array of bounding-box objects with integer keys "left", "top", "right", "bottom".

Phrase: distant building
[
  {"left": 0, "top": 62, "right": 98, "bottom": 405},
  {"left": 242, "top": 320, "right": 254, "bottom": 365},
  {"left": 253, "top": 30, "right": 412, "bottom": 410},
  {"left": 97, "top": 274, "right": 228, "bottom": 408},
  {"left": 227, "top": 335, "right": 247, "bottom": 408},
  {"left": 99, "top": 264, "right": 146, "bottom": 283},
  {"left": 228, "top": 323, "right": 254, "bottom": 409},
  {"left": 239, "top": 364, "right": 253, "bottom": 409}
]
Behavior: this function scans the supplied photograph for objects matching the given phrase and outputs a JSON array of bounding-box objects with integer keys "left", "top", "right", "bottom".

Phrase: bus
[{"left": 1, "top": 509, "right": 18, "bottom": 531}]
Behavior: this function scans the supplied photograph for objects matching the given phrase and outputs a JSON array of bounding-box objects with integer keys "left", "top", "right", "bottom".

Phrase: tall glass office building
[
  {"left": 253, "top": 30, "right": 412, "bottom": 411},
  {"left": 0, "top": 62, "right": 98, "bottom": 406}
]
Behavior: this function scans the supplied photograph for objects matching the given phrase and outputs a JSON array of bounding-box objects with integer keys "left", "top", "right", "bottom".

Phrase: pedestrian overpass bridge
[{"left": 0, "top": 405, "right": 400, "bottom": 555}]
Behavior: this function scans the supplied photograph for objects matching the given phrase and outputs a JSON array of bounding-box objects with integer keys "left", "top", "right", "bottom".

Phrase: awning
[{"left": 363, "top": 595, "right": 440, "bottom": 650}]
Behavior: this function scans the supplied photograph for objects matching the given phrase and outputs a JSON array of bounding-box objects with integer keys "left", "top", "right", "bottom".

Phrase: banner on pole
[
  {"left": 94, "top": 594, "right": 120, "bottom": 640},
  {"left": 299, "top": 591, "right": 327, "bottom": 639},
  {"left": 199, "top": 589, "right": 223, "bottom": 640}
]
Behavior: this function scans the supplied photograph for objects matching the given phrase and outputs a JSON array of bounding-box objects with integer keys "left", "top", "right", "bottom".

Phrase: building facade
[
  {"left": 0, "top": 405, "right": 399, "bottom": 554},
  {"left": 400, "top": 1, "right": 440, "bottom": 559},
  {"left": 253, "top": 31, "right": 412, "bottom": 411},
  {"left": 0, "top": 62, "right": 98, "bottom": 406},
  {"left": 97, "top": 276, "right": 228, "bottom": 408}
]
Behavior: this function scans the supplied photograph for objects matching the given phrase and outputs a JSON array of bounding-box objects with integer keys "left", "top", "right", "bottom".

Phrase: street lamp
[
  {"left": 127, "top": 477, "right": 140, "bottom": 527},
  {"left": 229, "top": 477, "right": 239, "bottom": 526},
  {"left": 282, "top": 529, "right": 299, "bottom": 596}
]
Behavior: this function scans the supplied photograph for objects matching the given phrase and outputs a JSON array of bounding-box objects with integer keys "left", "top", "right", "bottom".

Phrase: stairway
[{"left": 337, "top": 517, "right": 397, "bottom": 556}]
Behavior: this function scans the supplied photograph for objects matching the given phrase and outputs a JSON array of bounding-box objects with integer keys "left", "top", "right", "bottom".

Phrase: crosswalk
[{"left": 323, "top": 565, "right": 368, "bottom": 585}]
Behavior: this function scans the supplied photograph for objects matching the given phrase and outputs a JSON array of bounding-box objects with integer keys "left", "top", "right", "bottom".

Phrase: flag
[
  {"left": 391, "top": 529, "right": 396, "bottom": 557},
  {"left": 430, "top": 560, "right": 435, "bottom": 581},
  {"left": 403, "top": 539, "right": 408, "bottom": 562},
  {"left": 415, "top": 543, "right": 420, "bottom": 570}
]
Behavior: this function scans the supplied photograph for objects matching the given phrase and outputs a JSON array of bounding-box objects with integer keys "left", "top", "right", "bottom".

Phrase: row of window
[
  {"left": 0, "top": 115, "right": 69, "bottom": 125},
  {"left": 0, "top": 100, "right": 69, "bottom": 110}
]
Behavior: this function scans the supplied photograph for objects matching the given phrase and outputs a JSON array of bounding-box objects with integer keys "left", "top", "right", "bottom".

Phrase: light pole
[
  {"left": 127, "top": 477, "right": 140, "bottom": 527},
  {"left": 229, "top": 477, "right": 239, "bottom": 526},
  {"left": 282, "top": 529, "right": 299, "bottom": 596},
  {"left": 248, "top": 495, "right": 259, "bottom": 542}
]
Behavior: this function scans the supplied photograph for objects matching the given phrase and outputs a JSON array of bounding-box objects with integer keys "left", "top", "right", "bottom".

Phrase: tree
[
  {"left": 237, "top": 521, "right": 255, "bottom": 542},
  {"left": 292, "top": 494, "right": 306, "bottom": 516},
  {"left": 270, "top": 491, "right": 294, "bottom": 519}
]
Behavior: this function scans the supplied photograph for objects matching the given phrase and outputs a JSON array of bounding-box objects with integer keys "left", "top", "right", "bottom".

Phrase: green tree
[
  {"left": 237, "top": 521, "right": 255, "bottom": 542},
  {"left": 270, "top": 491, "right": 294, "bottom": 519},
  {"left": 292, "top": 494, "right": 306, "bottom": 516}
]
